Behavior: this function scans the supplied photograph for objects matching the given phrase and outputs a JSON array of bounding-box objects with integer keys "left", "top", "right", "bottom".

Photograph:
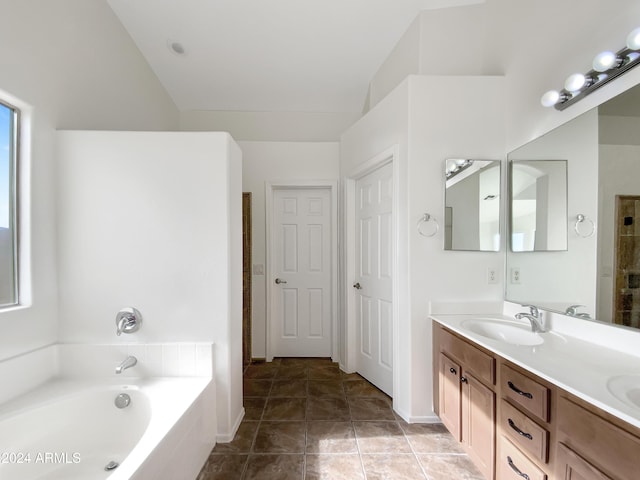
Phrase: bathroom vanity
[{"left": 431, "top": 314, "right": 640, "bottom": 480}]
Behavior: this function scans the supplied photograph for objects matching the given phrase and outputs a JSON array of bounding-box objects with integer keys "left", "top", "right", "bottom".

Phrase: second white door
[
  {"left": 270, "top": 187, "right": 332, "bottom": 357},
  {"left": 354, "top": 162, "right": 393, "bottom": 396}
]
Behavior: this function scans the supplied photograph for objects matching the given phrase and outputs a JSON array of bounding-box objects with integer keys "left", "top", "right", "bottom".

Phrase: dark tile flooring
[{"left": 197, "top": 358, "right": 483, "bottom": 480}]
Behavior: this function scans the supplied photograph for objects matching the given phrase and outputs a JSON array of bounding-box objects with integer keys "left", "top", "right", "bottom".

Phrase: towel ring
[
  {"left": 574, "top": 214, "right": 596, "bottom": 238},
  {"left": 417, "top": 213, "right": 439, "bottom": 238}
]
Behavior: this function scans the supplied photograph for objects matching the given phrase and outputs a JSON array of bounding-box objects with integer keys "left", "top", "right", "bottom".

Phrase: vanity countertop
[{"left": 431, "top": 313, "right": 640, "bottom": 430}]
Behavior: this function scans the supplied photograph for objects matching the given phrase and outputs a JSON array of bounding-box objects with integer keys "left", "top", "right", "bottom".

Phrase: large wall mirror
[
  {"left": 444, "top": 159, "right": 500, "bottom": 252},
  {"left": 506, "top": 81, "right": 640, "bottom": 329}
]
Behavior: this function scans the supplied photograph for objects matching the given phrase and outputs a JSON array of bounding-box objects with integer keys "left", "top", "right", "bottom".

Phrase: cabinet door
[
  {"left": 439, "top": 353, "right": 461, "bottom": 441},
  {"left": 556, "top": 443, "right": 612, "bottom": 480},
  {"left": 462, "top": 372, "right": 495, "bottom": 480}
]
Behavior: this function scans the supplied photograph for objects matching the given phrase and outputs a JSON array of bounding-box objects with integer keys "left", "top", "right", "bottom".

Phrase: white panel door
[
  {"left": 271, "top": 188, "right": 332, "bottom": 357},
  {"left": 355, "top": 162, "right": 393, "bottom": 395}
]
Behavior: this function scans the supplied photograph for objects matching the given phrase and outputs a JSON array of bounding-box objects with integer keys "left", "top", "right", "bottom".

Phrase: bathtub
[{"left": 0, "top": 376, "right": 215, "bottom": 480}]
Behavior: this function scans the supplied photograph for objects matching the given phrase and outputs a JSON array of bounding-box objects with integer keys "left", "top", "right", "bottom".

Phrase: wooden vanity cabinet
[
  {"left": 555, "top": 394, "right": 640, "bottom": 479},
  {"left": 433, "top": 322, "right": 640, "bottom": 480},
  {"left": 435, "top": 327, "right": 496, "bottom": 480}
]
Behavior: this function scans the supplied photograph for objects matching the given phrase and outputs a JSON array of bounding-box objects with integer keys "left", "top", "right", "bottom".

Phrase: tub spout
[{"left": 115, "top": 355, "right": 137, "bottom": 374}]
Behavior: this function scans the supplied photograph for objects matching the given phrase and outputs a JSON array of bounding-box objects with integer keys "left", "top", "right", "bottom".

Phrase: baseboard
[
  {"left": 405, "top": 414, "right": 442, "bottom": 424},
  {"left": 394, "top": 406, "right": 442, "bottom": 424},
  {"left": 217, "top": 407, "right": 245, "bottom": 443}
]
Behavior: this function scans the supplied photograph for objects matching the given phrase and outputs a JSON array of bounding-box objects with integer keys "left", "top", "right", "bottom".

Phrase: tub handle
[{"left": 115, "top": 307, "right": 142, "bottom": 336}]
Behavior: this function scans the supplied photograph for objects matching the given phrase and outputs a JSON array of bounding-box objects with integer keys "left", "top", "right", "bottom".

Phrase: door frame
[
  {"left": 242, "top": 192, "right": 252, "bottom": 366},
  {"left": 344, "top": 145, "right": 400, "bottom": 398},
  {"left": 265, "top": 180, "right": 339, "bottom": 362}
]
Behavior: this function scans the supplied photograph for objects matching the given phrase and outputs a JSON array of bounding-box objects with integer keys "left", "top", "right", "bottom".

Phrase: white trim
[
  {"left": 217, "top": 407, "right": 244, "bottom": 443},
  {"left": 265, "top": 180, "right": 339, "bottom": 362},
  {"left": 395, "top": 409, "right": 442, "bottom": 424},
  {"left": 344, "top": 145, "right": 400, "bottom": 398}
]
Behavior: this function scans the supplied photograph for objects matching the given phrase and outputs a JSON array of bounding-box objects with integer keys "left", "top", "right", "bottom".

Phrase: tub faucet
[
  {"left": 115, "top": 355, "right": 137, "bottom": 374},
  {"left": 515, "top": 305, "right": 547, "bottom": 333}
]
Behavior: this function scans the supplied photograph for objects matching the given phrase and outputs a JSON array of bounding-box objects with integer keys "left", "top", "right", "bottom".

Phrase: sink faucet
[
  {"left": 115, "top": 355, "right": 137, "bottom": 374},
  {"left": 515, "top": 305, "right": 547, "bottom": 333}
]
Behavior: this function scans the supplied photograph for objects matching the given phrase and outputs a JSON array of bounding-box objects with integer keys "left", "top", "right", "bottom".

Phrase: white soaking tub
[{"left": 0, "top": 376, "right": 215, "bottom": 480}]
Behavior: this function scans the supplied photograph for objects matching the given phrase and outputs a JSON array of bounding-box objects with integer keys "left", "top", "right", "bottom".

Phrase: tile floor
[{"left": 197, "top": 357, "right": 484, "bottom": 480}]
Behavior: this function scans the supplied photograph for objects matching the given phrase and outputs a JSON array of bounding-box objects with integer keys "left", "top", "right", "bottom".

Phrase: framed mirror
[
  {"left": 444, "top": 159, "right": 500, "bottom": 252},
  {"left": 510, "top": 160, "right": 568, "bottom": 252}
]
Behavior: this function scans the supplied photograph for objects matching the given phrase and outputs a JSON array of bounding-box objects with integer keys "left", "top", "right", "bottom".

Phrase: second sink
[
  {"left": 461, "top": 318, "right": 544, "bottom": 346},
  {"left": 607, "top": 374, "right": 640, "bottom": 411}
]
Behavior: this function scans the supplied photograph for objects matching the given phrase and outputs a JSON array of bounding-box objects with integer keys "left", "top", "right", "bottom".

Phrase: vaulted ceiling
[{"left": 107, "top": 0, "right": 484, "bottom": 113}]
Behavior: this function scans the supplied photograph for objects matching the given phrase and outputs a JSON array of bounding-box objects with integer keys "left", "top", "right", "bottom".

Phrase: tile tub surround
[
  {"left": 0, "top": 342, "right": 215, "bottom": 406},
  {"left": 197, "top": 358, "right": 483, "bottom": 480}
]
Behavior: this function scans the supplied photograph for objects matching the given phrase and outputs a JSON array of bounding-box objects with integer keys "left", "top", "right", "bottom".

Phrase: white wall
[
  {"left": 181, "top": 111, "right": 358, "bottom": 142},
  {"left": 368, "top": 16, "right": 421, "bottom": 110},
  {"left": 367, "top": 0, "right": 640, "bottom": 152},
  {"left": 341, "top": 75, "right": 505, "bottom": 422},
  {"left": 0, "top": 0, "right": 177, "bottom": 362},
  {"left": 407, "top": 76, "right": 505, "bottom": 421},
  {"left": 367, "top": 2, "right": 503, "bottom": 112},
  {"left": 239, "top": 142, "right": 340, "bottom": 358},
  {"left": 56, "top": 131, "right": 242, "bottom": 440}
]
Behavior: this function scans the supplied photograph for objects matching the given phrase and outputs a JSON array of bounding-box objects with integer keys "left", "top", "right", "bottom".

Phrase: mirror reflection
[
  {"left": 506, "top": 81, "right": 640, "bottom": 328},
  {"left": 510, "top": 160, "right": 568, "bottom": 252},
  {"left": 444, "top": 159, "right": 500, "bottom": 252}
]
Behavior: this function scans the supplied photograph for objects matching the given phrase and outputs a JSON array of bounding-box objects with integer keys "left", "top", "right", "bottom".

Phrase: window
[{"left": 0, "top": 100, "right": 18, "bottom": 307}]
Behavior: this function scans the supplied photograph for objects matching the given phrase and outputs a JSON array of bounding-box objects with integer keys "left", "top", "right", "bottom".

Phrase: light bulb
[
  {"left": 593, "top": 51, "right": 621, "bottom": 72},
  {"left": 565, "top": 73, "right": 588, "bottom": 92},
  {"left": 627, "top": 27, "right": 640, "bottom": 50},
  {"left": 540, "top": 90, "right": 560, "bottom": 107}
]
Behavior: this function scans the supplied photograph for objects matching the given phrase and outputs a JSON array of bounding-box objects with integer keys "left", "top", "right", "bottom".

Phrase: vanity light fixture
[
  {"left": 445, "top": 158, "right": 473, "bottom": 179},
  {"left": 541, "top": 26, "right": 640, "bottom": 110}
]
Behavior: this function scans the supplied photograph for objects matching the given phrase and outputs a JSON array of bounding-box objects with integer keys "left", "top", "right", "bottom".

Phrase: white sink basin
[
  {"left": 607, "top": 375, "right": 640, "bottom": 410},
  {"left": 460, "top": 318, "right": 544, "bottom": 346}
]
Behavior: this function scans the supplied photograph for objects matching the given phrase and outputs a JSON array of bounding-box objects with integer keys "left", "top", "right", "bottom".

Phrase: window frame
[{"left": 0, "top": 98, "right": 20, "bottom": 308}]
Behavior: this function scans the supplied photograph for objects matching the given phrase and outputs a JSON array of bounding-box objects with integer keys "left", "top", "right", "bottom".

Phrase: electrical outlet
[
  {"left": 511, "top": 267, "right": 521, "bottom": 284},
  {"left": 487, "top": 268, "right": 498, "bottom": 284}
]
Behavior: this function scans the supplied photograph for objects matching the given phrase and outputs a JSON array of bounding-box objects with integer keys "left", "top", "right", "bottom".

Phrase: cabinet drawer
[
  {"left": 500, "top": 399, "right": 549, "bottom": 463},
  {"left": 440, "top": 328, "right": 495, "bottom": 385},
  {"left": 501, "top": 364, "right": 549, "bottom": 422},
  {"left": 556, "top": 443, "right": 612, "bottom": 480},
  {"left": 497, "top": 435, "right": 547, "bottom": 480},
  {"left": 557, "top": 396, "right": 640, "bottom": 479}
]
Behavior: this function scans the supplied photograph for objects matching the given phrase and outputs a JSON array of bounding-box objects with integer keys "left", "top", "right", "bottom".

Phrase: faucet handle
[
  {"left": 115, "top": 307, "right": 143, "bottom": 336},
  {"left": 521, "top": 304, "right": 539, "bottom": 317},
  {"left": 565, "top": 304, "right": 586, "bottom": 316}
]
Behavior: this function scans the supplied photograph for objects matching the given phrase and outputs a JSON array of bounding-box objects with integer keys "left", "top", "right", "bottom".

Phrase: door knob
[
  {"left": 275, "top": 278, "right": 287, "bottom": 284},
  {"left": 353, "top": 282, "right": 362, "bottom": 290}
]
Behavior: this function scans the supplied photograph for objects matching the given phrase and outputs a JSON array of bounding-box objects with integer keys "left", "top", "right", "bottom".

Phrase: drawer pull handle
[
  {"left": 449, "top": 367, "right": 457, "bottom": 375},
  {"left": 507, "top": 456, "right": 530, "bottom": 480},
  {"left": 508, "top": 381, "right": 533, "bottom": 399},
  {"left": 508, "top": 418, "right": 533, "bottom": 440},
  {"left": 460, "top": 376, "right": 468, "bottom": 383}
]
